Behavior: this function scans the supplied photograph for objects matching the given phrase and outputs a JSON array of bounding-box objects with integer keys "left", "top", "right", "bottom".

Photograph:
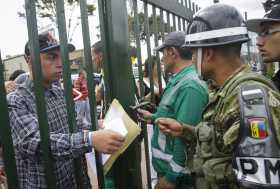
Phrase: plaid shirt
[{"left": 7, "top": 77, "right": 92, "bottom": 189}]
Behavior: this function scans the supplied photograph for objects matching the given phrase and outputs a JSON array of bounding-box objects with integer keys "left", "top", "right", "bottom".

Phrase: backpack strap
[{"left": 226, "top": 73, "right": 278, "bottom": 96}]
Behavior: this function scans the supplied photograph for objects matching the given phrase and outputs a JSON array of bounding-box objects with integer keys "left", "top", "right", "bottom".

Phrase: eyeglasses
[{"left": 258, "top": 27, "right": 280, "bottom": 37}]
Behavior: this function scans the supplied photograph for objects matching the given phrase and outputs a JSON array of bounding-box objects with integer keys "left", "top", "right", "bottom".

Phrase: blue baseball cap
[
  {"left": 24, "top": 33, "right": 75, "bottom": 56},
  {"left": 154, "top": 31, "right": 186, "bottom": 51}
]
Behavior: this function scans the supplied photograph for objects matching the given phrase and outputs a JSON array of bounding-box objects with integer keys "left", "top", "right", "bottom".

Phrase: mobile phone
[{"left": 129, "top": 101, "right": 151, "bottom": 111}]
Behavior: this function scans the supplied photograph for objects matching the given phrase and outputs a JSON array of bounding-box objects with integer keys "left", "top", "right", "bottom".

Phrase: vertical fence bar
[
  {"left": 160, "top": 9, "right": 165, "bottom": 42},
  {"left": 172, "top": 14, "right": 177, "bottom": 31},
  {"left": 183, "top": 19, "right": 186, "bottom": 31},
  {"left": 178, "top": 17, "right": 182, "bottom": 31},
  {"left": 159, "top": 9, "right": 165, "bottom": 84},
  {"left": 79, "top": 1, "right": 105, "bottom": 188},
  {"left": 181, "top": 0, "right": 184, "bottom": 6},
  {"left": 25, "top": 0, "right": 57, "bottom": 187},
  {"left": 131, "top": 2, "right": 145, "bottom": 189},
  {"left": 98, "top": 0, "right": 142, "bottom": 188},
  {"left": 188, "top": 0, "right": 192, "bottom": 12},
  {"left": 97, "top": 0, "right": 112, "bottom": 108},
  {"left": 185, "top": 0, "right": 188, "bottom": 9},
  {"left": 192, "top": 2, "right": 195, "bottom": 12},
  {"left": 133, "top": 0, "right": 144, "bottom": 98},
  {"left": 55, "top": 0, "right": 76, "bottom": 134},
  {"left": 143, "top": 3, "right": 155, "bottom": 188},
  {"left": 167, "top": 12, "right": 171, "bottom": 32},
  {"left": 0, "top": 52, "right": 19, "bottom": 189},
  {"left": 55, "top": 1, "right": 85, "bottom": 188},
  {"left": 2, "top": 60, "right": 6, "bottom": 80},
  {"left": 144, "top": 2, "right": 155, "bottom": 103},
  {"left": 159, "top": 9, "right": 166, "bottom": 84},
  {"left": 152, "top": 6, "right": 163, "bottom": 94}
]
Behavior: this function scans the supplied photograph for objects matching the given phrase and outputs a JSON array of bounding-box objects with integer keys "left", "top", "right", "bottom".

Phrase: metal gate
[{"left": 0, "top": 0, "right": 198, "bottom": 188}]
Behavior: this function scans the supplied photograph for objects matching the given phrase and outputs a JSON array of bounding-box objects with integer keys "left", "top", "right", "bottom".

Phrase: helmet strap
[{"left": 197, "top": 48, "right": 203, "bottom": 80}]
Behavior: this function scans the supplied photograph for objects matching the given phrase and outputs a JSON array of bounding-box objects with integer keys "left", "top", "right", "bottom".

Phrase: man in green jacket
[
  {"left": 138, "top": 31, "right": 208, "bottom": 189},
  {"left": 157, "top": 4, "right": 280, "bottom": 189}
]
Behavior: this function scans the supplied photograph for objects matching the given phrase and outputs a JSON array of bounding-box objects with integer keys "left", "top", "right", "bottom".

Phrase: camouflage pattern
[
  {"left": 272, "top": 70, "right": 280, "bottom": 91},
  {"left": 191, "top": 65, "right": 280, "bottom": 189}
]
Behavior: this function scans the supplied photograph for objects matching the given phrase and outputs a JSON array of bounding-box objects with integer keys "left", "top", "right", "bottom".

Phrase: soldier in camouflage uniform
[
  {"left": 156, "top": 4, "right": 280, "bottom": 189},
  {"left": 247, "top": 4, "right": 280, "bottom": 90}
]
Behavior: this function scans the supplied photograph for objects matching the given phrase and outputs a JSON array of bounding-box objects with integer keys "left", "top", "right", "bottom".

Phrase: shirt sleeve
[
  {"left": 175, "top": 85, "right": 208, "bottom": 125},
  {"left": 8, "top": 95, "right": 92, "bottom": 160}
]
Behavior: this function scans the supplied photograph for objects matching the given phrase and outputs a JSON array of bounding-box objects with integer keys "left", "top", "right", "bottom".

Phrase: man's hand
[
  {"left": 137, "top": 108, "right": 152, "bottom": 123},
  {"left": 92, "top": 130, "right": 125, "bottom": 154},
  {"left": 155, "top": 176, "right": 175, "bottom": 189},
  {"left": 155, "top": 118, "right": 183, "bottom": 137}
]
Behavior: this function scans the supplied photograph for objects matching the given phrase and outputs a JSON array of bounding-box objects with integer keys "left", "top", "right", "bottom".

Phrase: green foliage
[
  {"left": 128, "top": 13, "right": 174, "bottom": 42},
  {"left": 19, "top": 0, "right": 96, "bottom": 20},
  {"left": 18, "top": 0, "right": 96, "bottom": 42}
]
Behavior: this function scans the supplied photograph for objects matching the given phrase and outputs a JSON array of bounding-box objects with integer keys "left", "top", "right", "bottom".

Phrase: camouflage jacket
[
  {"left": 272, "top": 69, "right": 280, "bottom": 91},
  {"left": 188, "top": 65, "right": 280, "bottom": 187}
]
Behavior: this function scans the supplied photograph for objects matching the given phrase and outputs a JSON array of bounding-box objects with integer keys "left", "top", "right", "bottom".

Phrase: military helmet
[
  {"left": 184, "top": 4, "right": 249, "bottom": 48},
  {"left": 246, "top": 4, "right": 280, "bottom": 34}
]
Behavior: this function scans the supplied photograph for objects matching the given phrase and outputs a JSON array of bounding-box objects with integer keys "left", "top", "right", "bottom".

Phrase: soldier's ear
[
  {"left": 168, "top": 47, "right": 177, "bottom": 57},
  {"left": 203, "top": 48, "right": 214, "bottom": 63}
]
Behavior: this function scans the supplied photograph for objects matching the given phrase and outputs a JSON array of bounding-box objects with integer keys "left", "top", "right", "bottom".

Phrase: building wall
[
  {"left": 3, "top": 49, "right": 85, "bottom": 81},
  {"left": 3, "top": 55, "right": 28, "bottom": 81}
]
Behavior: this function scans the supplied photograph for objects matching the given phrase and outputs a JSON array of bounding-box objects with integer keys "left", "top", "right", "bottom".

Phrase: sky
[
  {"left": 195, "top": 0, "right": 265, "bottom": 18},
  {"left": 0, "top": 0, "right": 265, "bottom": 59}
]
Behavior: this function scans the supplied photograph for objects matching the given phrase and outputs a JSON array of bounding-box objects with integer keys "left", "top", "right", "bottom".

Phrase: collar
[
  {"left": 214, "top": 64, "right": 250, "bottom": 99},
  {"left": 168, "top": 64, "right": 196, "bottom": 86},
  {"left": 20, "top": 77, "right": 61, "bottom": 98}
]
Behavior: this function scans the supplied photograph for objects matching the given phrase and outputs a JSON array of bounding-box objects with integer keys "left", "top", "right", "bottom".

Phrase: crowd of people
[{"left": 2, "top": 1, "right": 280, "bottom": 189}]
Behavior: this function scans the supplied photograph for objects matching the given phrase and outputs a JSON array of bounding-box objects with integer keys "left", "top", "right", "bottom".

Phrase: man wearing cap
[
  {"left": 7, "top": 33, "right": 125, "bottom": 188},
  {"left": 138, "top": 31, "right": 208, "bottom": 189},
  {"left": 247, "top": 3, "right": 280, "bottom": 90},
  {"left": 156, "top": 4, "right": 280, "bottom": 189}
]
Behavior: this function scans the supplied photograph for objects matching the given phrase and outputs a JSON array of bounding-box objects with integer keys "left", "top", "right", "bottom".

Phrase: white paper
[
  {"left": 102, "top": 118, "right": 128, "bottom": 164},
  {"left": 104, "top": 118, "right": 128, "bottom": 137}
]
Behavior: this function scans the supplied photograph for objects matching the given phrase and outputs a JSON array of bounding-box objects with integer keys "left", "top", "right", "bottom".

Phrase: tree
[
  {"left": 18, "top": 0, "right": 96, "bottom": 42},
  {"left": 126, "top": 0, "right": 176, "bottom": 42},
  {"left": 128, "top": 12, "right": 174, "bottom": 42}
]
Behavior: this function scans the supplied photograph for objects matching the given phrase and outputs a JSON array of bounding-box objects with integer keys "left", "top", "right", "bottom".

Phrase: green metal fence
[
  {"left": 129, "top": 1, "right": 196, "bottom": 188},
  {"left": 0, "top": 0, "right": 198, "bottom": 188}
]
